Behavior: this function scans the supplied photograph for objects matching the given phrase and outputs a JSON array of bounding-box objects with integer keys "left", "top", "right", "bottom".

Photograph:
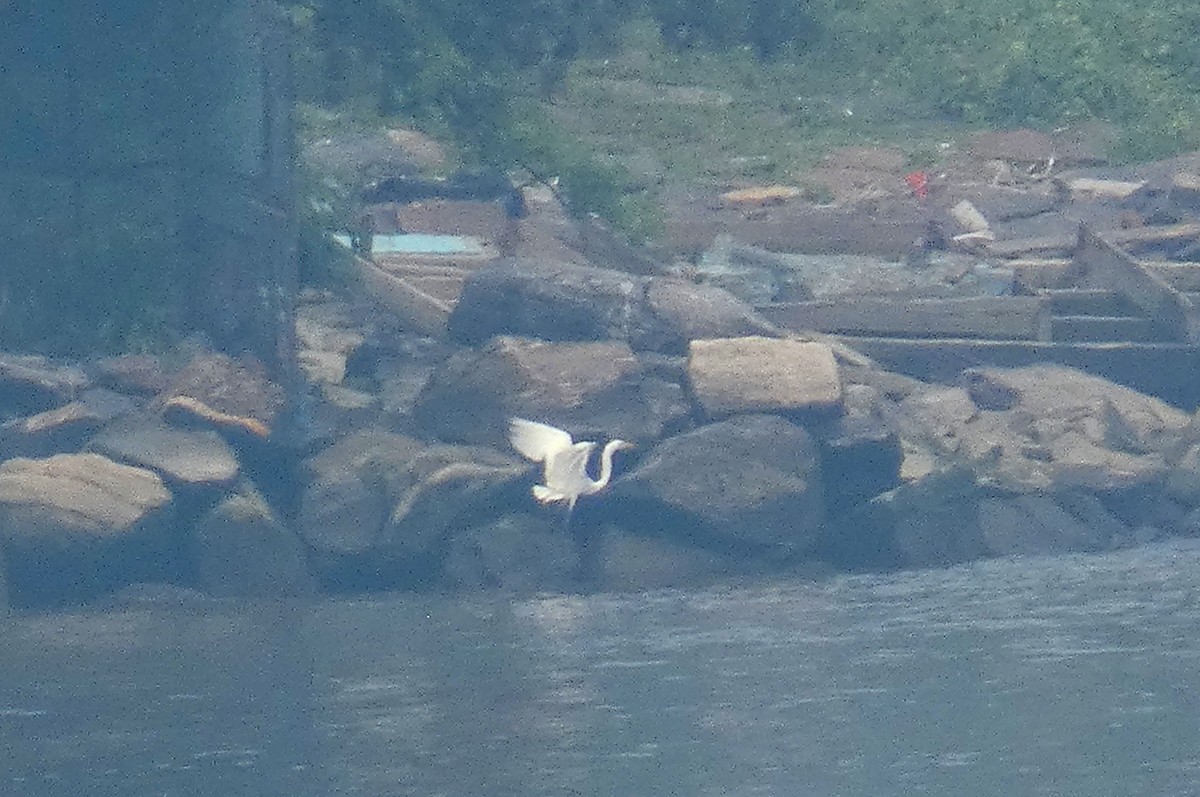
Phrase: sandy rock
[
  {"left": 192, "top": 485, "right": 314, "bottom": 598},
  {"left": 298, "top": 349, "right": 347, "bottom": 385},
  {"left": 161, "top": 395, "right": 272, "bottom": 443},
  {"left": 442, "top": 513, "right": 577, "bottom": 592},
  {"left": 687, "top": 336, "right": 843, "bottom": 418},
  {"left": 162, "top": 353, "right": 285, "bottom": 437},
  {"left": 413, "top": 336, "right": 689, "bottom": 448},
  {"left": 899, "top": 366, "right": 1188, "bottom": 493},
  {"left": 89, "top": 418, "right": 240, "bottom": 497},
  {"left": 0, "top": 453, "right": 174, "bottom": 605},
  {"left": 614, "top": 414, "right": 824, "bottom": 552},
  {"left": 0, "top": 353, "right": 88, "bottom": 417}
]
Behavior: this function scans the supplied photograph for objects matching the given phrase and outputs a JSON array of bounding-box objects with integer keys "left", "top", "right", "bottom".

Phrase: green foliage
[
  {"left": 803, "top": 0, "right": 1200, "bottom": 154},
  {"left": 290, "top": 0, "right": 659, "bottom": 242}
]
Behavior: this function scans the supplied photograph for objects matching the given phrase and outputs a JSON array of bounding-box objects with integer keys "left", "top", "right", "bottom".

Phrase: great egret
[{"left": 507, "top": 417, "right": 633, "bottom": 516}]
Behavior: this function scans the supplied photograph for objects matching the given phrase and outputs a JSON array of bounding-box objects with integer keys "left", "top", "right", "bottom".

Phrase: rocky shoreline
[{"left": 3, "top": 254, "right": 1200, "bottom": 612}]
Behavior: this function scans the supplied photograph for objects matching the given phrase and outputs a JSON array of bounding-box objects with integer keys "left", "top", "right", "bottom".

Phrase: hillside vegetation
[{"left": 291, "top": 0, "right": 1200, "bottom": 239}]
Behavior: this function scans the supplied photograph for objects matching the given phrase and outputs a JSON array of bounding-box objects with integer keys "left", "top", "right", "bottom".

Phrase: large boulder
[
  {"left": 297, "top": 432, "right": 527, "bottom": 586},
  {"left": 89, "top": 417, "right": 240, "bottom": 499},
  {"left": 297, "top": 431, "right": 425, "bottom": 567},
  {"left": 381, "top": 443, "right": 528, "bottom": 560},
  {"left": 977, "top": 494, "right": 1111, "bottom": 556},
  {"left": 442, "top": 513, "right": 578, "bottom": 593},
  {"left": 638, "top": 277, "right": 775, "bottom": 353},
  {"left": 161, "top": 352, "right": 286, "bottom": 439},
  {"left": 0, "top": 453, "right": 175, "bottom": 605},
  {"left": 192, "top": 485, "right": 315, "bottom": 598},
  {"left": 612, "top": 414, "right": 825, "bottom": 553},
  {"left": 844, "top": 467, "right": 988, "bottom": 569},
  {"left": 413, "top": 335, "right": 690, "bottom": 448},
  {"left": 896, "top": 366, "right": 1189, "bottom": 493},
  {"left": 686, "top": 336, "right": 843, "bottom": 419},
  {"left": 449, "top": 259, "right": 643, "bottom": 345},
  {"left": 448, "top": 259, "right": 776, "bottom": 354}
]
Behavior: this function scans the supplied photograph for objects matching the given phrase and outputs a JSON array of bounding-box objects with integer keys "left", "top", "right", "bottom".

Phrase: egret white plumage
[{"left": 507, "top": 417, "right": 633, "bottom": 515}]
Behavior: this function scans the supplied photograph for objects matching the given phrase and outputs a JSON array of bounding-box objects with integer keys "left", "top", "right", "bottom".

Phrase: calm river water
[{"left": 3, "top": 540, "right": 1200, "bottom": 797}]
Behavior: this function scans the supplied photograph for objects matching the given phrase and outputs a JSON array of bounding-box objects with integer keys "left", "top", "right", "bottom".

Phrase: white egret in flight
[{"left": 507, "top": 417, "right": 634, "bottom": 518}]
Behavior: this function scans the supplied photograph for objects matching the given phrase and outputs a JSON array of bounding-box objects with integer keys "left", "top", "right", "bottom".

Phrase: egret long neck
[{"left": 594, "top": 440, "right": 622, "bottom": 490}]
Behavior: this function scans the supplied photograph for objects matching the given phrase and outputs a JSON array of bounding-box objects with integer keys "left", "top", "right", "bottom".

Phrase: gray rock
[
  {"left": 686, "top": 336, "right": 843, "bottom": 419},
  {"left": 811, "top": 383, "right": 903, "bottom": 513},
  {"left": 90, "top": 418, "right": 240, "bottom": 497},
  {"left": 0, "top": 388, "right": 137, "bottom": 459},
  {"left": 449, "top": 259, "right": 643, "bottom": 346},
  {"left": 448, "top": 259, "right": 777, "bottom": 354},
  {"left": 92, "top": 353, "right": 168, "bottom": 396},
  {"left": 442, "top": 513, "right": 577, "bottom": 593},
  {"left": 381, "top": 444, "right": 528, "bottom": 559},
  {"left": 597, "top": 526, "right": 741, "bottom": 591},
  {"left": 0, "top": 453, "right": 175, "bottom": 605},
  {"left": 413, "top": 335, "right": 690, "bottom": 448},
  {"left": 298, "top": 433, "right": 526, "bottom": 584},
  {"left": 298, "top": 431, "right": 425, "bottom": 563},
  {"left": 192, "top": 485, "right": 315, "bottom": 598},
  {"left": 614, "top": 414, "right": 825, "bottom": 553},
  {"left": 978, "top": 494, "right": 1109, "bottom": 556},
  {"left": 637, "top": 277, "right": 775, "bottom": 352},
  {"left": 884, "top": 468, "right": 989, "bottom": 568},
  {"left": 0, "top": 353, "right": 88, "bottom": 417}
]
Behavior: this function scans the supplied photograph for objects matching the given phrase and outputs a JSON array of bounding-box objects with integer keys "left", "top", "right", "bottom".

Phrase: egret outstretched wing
[{"left": 508, "top": 417, "right": 574, "bottom": 462}]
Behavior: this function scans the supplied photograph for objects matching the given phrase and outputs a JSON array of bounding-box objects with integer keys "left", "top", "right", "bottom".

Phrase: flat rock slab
[
  {"left": 0, "top": 453, "right": 172, "bottom": 541},
  {"left": 0, "top": 452, "right": 175, "bottom": 605},
  {"left": 90, "top": 419, "right": 240, "bottom": 493},
  {"left": 687, "top": 336, "right": 843, "bottom": 417}
]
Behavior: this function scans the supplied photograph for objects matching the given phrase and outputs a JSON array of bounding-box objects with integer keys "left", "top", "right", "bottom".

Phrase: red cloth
[{"left": 905, "top": 170, "right": 929, "bottom": 200}]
